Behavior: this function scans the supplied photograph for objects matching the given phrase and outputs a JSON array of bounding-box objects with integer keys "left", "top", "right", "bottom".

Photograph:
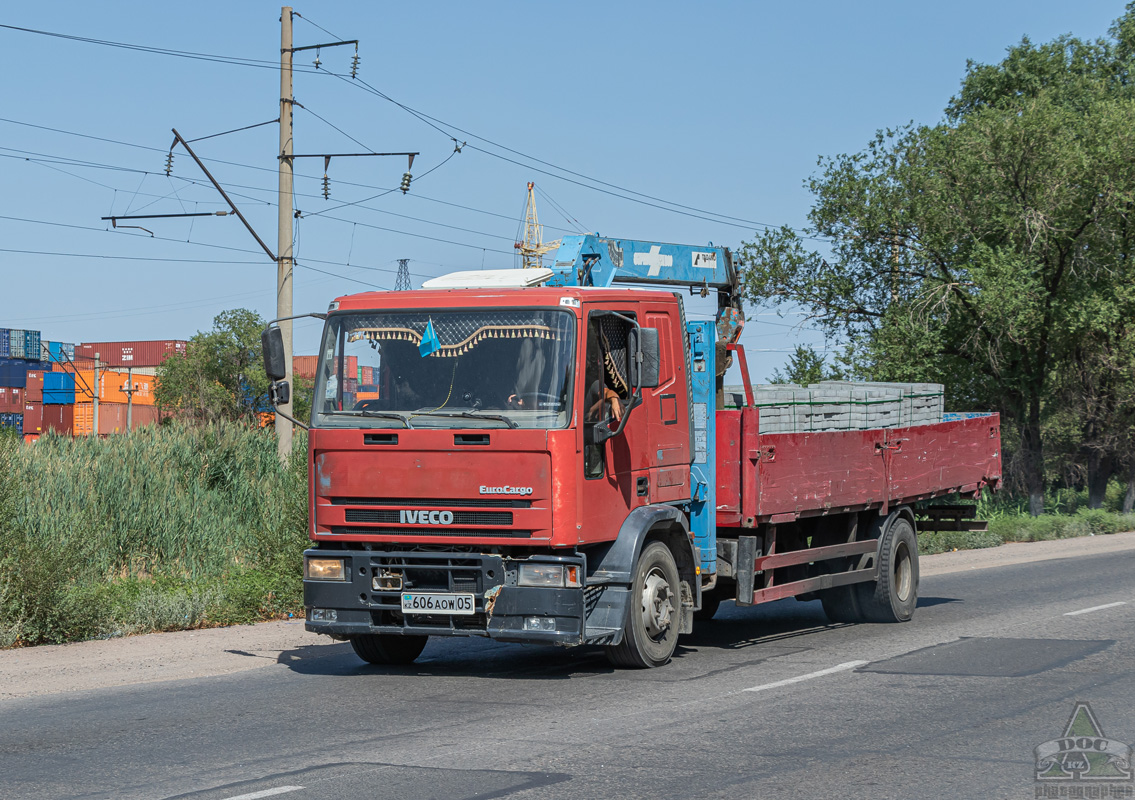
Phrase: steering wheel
[{"left": 507, "top": 392, "right": 561, "bottom": 410}]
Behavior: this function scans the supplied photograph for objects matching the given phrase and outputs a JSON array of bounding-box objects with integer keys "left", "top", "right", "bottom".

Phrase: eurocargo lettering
[{"left": 265, "top": 234, "right": 1002, "bottom": 669}]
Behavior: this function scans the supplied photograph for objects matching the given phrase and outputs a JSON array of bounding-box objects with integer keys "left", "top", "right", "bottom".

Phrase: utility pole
[
  {"left": 277, "top": 6, "right": 296, "bottom": 463},
  {"left": 123, "top": 365, "right": 135, "bottom": 435},
  {"left": 92, "top": 353, "right": 100, "bottom": 438}
]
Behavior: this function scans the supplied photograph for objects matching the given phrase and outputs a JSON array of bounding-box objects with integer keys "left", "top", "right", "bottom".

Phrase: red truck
[{"left": 262, "top": 235, "right": 1001, "bottom": 668}]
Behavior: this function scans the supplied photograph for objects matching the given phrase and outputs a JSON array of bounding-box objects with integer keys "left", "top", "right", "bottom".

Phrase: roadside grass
[
  {"left": 0, "top": 422, "right": 308, "bottom": 648},
  {"left": 919, "top": 503, "right": 1135, "bottom": 556}
]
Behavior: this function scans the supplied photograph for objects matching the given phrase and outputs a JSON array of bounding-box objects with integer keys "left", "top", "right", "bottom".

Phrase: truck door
[{"left": 578, "top": 304, "right": 690, "bottom": 543}]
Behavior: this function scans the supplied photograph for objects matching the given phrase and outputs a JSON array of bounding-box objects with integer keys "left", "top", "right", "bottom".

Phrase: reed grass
[{"left": 0, "top": 422, "right": 308, "bottom": 646}]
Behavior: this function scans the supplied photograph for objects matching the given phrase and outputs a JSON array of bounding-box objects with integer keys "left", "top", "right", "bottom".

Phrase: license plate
[{"left": 401, "top": 592, "right": 475, "bottom": 615}]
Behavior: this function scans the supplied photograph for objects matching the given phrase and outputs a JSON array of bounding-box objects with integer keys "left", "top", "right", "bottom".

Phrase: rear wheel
[
  {"left": 853, "top": 517, "right": 919, "bottom": 622},
  {"left": 606, "top": 541, "right": 681, "bottom": 668},
  {"left": 349, "top": 634, "right": 428, "bottom": 665}
]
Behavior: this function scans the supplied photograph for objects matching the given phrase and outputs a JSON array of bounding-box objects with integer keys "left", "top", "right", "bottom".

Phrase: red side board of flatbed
[{"left": 715, "top": 411, "right": 1002, "bottom": 528}]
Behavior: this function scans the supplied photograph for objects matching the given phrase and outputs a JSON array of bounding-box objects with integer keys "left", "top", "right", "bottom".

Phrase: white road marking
[
  {"left": 743, "top": 660, "right": 869, "bottom": 693},
  {"left": 1064, "top": 601, "right": 1127, "bottom": 617},
  {"left": 223, "top": 787, "right": 304, "bottom": 800}
]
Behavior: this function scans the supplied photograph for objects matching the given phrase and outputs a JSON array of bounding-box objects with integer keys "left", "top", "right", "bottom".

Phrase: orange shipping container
[
  {"left": 73, "top": 403, "right": 160, "bottom": 435},
  {"left": 71, "top": 370, "right": 156, "bottom": 406}
]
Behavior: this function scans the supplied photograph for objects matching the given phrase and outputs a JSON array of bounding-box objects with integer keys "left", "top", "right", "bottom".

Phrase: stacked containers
[
  {"left": 41, "top": 341, "right": 77, "bottom": 365},
  {"left": 72, "top": 403, "right": 160, "bottom": 435}
]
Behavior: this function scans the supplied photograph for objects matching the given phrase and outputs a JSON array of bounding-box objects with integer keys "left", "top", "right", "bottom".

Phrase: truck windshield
[{"left": 312, "top": 308, "right": 577, "bottom": 429}]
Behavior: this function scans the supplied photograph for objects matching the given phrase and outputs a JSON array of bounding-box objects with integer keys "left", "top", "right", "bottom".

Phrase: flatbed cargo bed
[{"left": 715, "top": 410, "right": 1002, "bottom": 528}]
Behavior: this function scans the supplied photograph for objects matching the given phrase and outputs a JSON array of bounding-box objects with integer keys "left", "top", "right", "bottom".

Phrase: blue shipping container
[
  {"left": 43, "top": 372, "right": 76, "bottom": 404},
  {"left": 0, "top": 329, "right": 8, "bottom": 358},
  {"left": 0, "top": 412, "right": 23, "bottom": 430},
  {"left": 24, "top": 331, "right": 41, "bottom": 360},
  {"left": 0, "top": 358, "right": 43, "bottom": 388}
]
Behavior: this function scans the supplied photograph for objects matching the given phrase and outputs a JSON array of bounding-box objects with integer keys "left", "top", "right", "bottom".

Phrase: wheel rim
[
  {"left": 893, "top": 540, "right": 912, "bottom": 602},
  {"left": 640, "top": 567, "right": 675, "bottom": 641}
]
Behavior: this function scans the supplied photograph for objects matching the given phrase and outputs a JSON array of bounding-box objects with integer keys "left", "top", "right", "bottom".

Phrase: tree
[
  {"left": 768, "top": 344, "right": 844, "bottom": 385},
  {"left": 740, "top": 8, "right": 1135, "bottom": 514},
  {"left": 156, "top": 309, "right": 272, "bottom": 425}
]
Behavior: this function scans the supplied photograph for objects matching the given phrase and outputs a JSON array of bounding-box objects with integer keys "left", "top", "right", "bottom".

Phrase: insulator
[
  {"left": 351, "top": 52, "right": 360, "bottom": 79},
  {"left": 322, "top": 174, "right": 330, "bottom": 200},
  {"left": 399, "top": 172, "right": 412, "bottom": 194},
  {"left": 313, "top": 48, "right": 321, "bottom": 69},
  {"left": 164, "top": 152, "right": 174, "bottom": 177}
]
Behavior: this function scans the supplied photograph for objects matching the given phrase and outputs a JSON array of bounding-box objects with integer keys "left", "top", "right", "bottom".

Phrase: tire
[
  {"left": 695, "top": 589, "right": 722, "bottom": 621},
  {"left": 606, "top": 541, "right": 681, "bottom": 668},
  {"left": 853, "top": 516, "right": 919, "bottom": 622},
  {"left": 820, "top": 585, "right": 863, "bottom": 623},
  {"left": 349, "top": 634, "right": 428, "bottom": 665}
]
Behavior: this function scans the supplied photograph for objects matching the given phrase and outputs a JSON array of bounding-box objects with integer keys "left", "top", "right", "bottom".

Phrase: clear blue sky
[{"left": 0, "top": 1, "right": 1123, "bottom": 380}]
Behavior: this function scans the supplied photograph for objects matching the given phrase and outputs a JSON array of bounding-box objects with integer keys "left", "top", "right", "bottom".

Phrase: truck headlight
[
  {"left": 305, "top": 557, "right": 347, "bottom": 581},
  {"left": 517, "top": 563, "right": 581, "bottom": 588}
]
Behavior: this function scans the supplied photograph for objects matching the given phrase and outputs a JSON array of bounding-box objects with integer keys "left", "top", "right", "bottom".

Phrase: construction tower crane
[{"left": 515, "top": 182, "right": 561, "bottom": 269}]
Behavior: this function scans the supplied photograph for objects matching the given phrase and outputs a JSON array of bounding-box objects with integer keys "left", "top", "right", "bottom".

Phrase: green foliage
[
  {"left": 768, "top": 344, "right": 844, "bottom": 384},
  {"left": 740, "top": 9, "right": 1135, "bottom": 513},
  {"left": 0, "top": 423, "right": 308, "bottom": 647},
  {"left": 156, "top": 308, "right": 272, "bottom": 425}
]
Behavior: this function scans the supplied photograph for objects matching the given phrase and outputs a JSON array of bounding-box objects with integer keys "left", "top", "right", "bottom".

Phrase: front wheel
[
  {"left": 605, "top": 541, "right": 681, "bottom": 668},
  {"left": 349, "top": 634, "right": 428, "bottom": 665}
]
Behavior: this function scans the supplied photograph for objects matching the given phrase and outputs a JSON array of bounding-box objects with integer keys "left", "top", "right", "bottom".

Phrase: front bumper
[{"left": 304, "top": 548, "right": 586, "bottom": 645}]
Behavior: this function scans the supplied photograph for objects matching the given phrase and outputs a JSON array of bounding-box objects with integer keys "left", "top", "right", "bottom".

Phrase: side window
[
  {"left": 645, "top": 311, "right": 674, "bottom": 387},
  {"left": 583, "top": 311, "right": 634, "bottom": 479}
]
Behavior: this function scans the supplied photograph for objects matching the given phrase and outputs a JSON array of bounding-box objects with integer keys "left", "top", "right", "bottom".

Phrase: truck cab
[{"left": 300, "top": 282, "right": 704, "bottom": 667}]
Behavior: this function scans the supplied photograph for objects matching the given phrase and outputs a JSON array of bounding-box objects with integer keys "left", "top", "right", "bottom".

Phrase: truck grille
[
  {"left": 344, "top": 509, "right": 513, "bottom": 525},
  {"left": 330, "top": 526, "right": 532, "bottom": 539},
  {"left": 331, "top": 496, "right": 532, "bottom": 509}
]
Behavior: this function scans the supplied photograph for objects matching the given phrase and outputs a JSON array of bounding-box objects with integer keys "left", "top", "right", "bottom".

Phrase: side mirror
[
  {"left": 262, "top": 327, "right": 286, "bottom": 381},
  {"left": 629, "top": 327, "right": 660, "bottom": 389},
  {"left": 269, "top": 380, "right": 291, "bottom": 406}
]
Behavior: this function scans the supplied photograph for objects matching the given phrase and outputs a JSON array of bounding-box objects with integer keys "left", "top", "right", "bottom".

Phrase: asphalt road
[{"left": 4, "top": 547, "right": 1135, "bottom": 800}]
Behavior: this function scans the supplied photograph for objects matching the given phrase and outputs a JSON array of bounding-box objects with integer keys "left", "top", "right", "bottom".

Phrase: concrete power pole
[
  {"left": 92, "top": 353, "right": 100, "bottom": 437},
  {"left": 276, "top": 6, "right": 295, "bottom": 463}
]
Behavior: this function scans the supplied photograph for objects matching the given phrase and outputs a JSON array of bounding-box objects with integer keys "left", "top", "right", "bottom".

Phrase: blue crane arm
[{"left": 545, "top": 235, "right": 738, "bottom": 301}]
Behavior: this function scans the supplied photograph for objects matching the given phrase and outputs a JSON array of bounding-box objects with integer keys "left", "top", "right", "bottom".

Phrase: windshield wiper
[
  {"left": 411, "top": 410, "right": 519, "bottom": 429},
  {"left": 326, "top": 409, "right": 412, "bottom": 428}
]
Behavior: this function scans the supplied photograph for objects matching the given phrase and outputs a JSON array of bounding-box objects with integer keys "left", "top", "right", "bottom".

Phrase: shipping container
[
  {"left": 42, "top": 404, "right": 74, "bottom": 435},
  {"left": 0, "top": 358, "right": 40, "bottom": 388},
  {"left": 0, "top": 329, "right": 8, "bottom": 358},
  {"left": 293, "top": 354, "right": 356, "bottom": 380},
  {"left": 0, "top": 386, "right": 25, "bottom": 413},
  {"left": 0, "top": 412, "right": 21, "bottom": 430},
  {"left": 22, "top": 401, "right": 43, "bottom": 435},
  {"left": 76, "top": 340, "right": 187, "bottom": 368},
  {"left": 24, "top": 331, "right": 41, "bottom": 361},
  {"left": 25, "top": 370, "right": 44, "bottom": 402},
  {"left": 71, "top": 369, "right": 156, "bottom": 405},
  {"left": 73, "top": 402, "right": 160, "bottom": 435},
  {"left": 43, "top": 372, "right": 76, "bottom": 404}
]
